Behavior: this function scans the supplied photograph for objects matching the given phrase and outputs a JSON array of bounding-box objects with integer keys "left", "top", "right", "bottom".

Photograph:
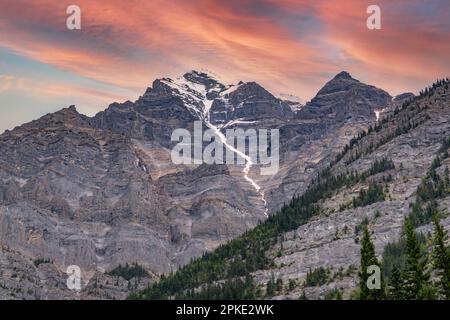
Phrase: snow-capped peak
[
  {"left": 276, "top": 93, "right": 304, "bottom": 112},
  {"left": 276, "top": 93, "right": 303, "bottom": 104},
  {"left": 159, "top": 71, "right": 240, "bottom": 121}
]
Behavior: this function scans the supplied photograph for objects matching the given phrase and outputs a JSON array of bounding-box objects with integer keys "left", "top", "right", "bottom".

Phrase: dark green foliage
[
  {"left": 304, "top": 267, "right": 330, "bottom": 287},
  {"left": 298, "top": 291, "right": 308, "bottom": 300},
  {"left": 352, "top": 183, "right": 385, "bottom": 208},
  {"left": 419, "top": 78, "right": 450, "bottom": 97},
  {"left": 374, "top": 210, "right": 382, "bottom": 219},
  {"left": 288, "top": 279, "right": 296, "bottom": 291},
  {"left": 382, "top": 240, "right": 406, "bottom": 280},
  {"left": 354, "top": 217, "right": 369, "bottom": 236},
  {"left": 324, "top": 288, "right": 343, "bottom": 300},
  {"left": 388, "top": 266, "right": 404, "bottom": 299},
  {"left": 409, "top": 137, "right": 450, "bottom": 227},
  {"left": 33, "top": 258, "right": 51, "bottom": 267},
  {"left": 359, "top": 226, "right": 384, "bottom": 300},
  {"left": 368, "top": 158, "right": 395, "bottom": 176},
  {"left": 381, "top": 222, "right": 433, "bottom": 300},
  {"left": 276, "top": 278, "right": 283, "bottom": 292},
  {"left": 418, "top": 284, "right": 438, "bottom": 299},
  {"left": 107, "top": 262, "right": 149, "bottom": 281},
  {"left": 176, "top": 276, "right": 256, "bottom": 300},
  {"left": 172, "top": 276, "right": 256, "bottom": 300},
  {"left": 265, "top": 275, "right": 276, "bottom": 297},
  {"left": 402, "top": 218, "right": 430, "bottom": 299},
  {"left": 333, "top": 131, "right": 367, "bottom": 165},
  {"left": 409, "top": 200, "right": 439, "bottom": 227},
  {"left": 432, "top": 217, "right": 450, "bottom": 299}
]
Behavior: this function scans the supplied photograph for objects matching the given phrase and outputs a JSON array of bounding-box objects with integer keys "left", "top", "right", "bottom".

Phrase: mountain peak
[
  {"left": 183, "top": 69, "right": 210, "bottom": 79},
  {"left": 301, "top": 70, "right": 392, "bottom": 122},
  {"left": 66, "top": 104, "right": 78, "bottom": 113},
  {"left": 312, "top": 71, "right": 359, "bottom": 97},
  {"left": 51, "top": 104, "right": 80, "bottom": 117},
  {"left": 182, "top": 70, "right": 223, "bottom": 88},
  {"left": 333, "top": 71, "right": 353, "bottom": 80}
]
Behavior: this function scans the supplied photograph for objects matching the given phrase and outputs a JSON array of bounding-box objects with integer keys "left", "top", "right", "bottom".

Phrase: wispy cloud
[{"left": 0, "top": 0, "right": 449, "bottom": 131}]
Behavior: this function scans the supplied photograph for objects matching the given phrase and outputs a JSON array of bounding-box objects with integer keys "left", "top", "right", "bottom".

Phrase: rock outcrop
[{"left": 0, "top": 70, "right": 414, "bottom": 299}]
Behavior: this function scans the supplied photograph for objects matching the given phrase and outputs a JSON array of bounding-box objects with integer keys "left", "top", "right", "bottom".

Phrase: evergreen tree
[
  {"left": 266, "top": 275, "right": 275, "bottom": 297},
  {"left": 359, "top": 225, "right": 385, "bottom": 299},
  {"left": 403, "top": 218, "right": 429, "bottom": 299},
  {"left": 324, "top": 288, "right": 343, "bottom": 300},
  {"left": 275, "top": 278, "right": 283, "bottom": 292},
  {"left": 288, "top": 279, "right": 296, "bottom": 291},
  {"left": 432, "top": 216, "right": 450, "bottom": 299},
  {"left": 298, "top": 291, "right": 308, "bottom": 300},
  {"left": 389, "top": 265, "right": 404, "bottom": 299},
  {"left": 305, "top": 267, "right": 330, "bottom": 287}
]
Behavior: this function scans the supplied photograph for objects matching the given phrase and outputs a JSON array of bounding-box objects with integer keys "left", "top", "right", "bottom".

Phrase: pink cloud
[{"left": 0, "top": 0, "right": 449, "bottom": 101}]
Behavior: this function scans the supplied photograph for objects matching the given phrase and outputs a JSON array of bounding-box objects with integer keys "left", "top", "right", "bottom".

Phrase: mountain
[
  {"left": 209, "top": 81, "right": 294, "bottom": 127},
  {"left": 264, "top": 71, "right": 393, "bottom": 212},
  {"left": 0, "top": 70, "right": 423, "bottom": 299},
  {"left": 131, "top": 79, "right": 450, "bottom": 300},
  {"left": 297, "top": 71, "right": 392, "bottom": 122}
]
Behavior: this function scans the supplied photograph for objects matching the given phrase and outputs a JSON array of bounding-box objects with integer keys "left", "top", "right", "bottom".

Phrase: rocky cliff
[
  {"left": 130, "top": 79, "right": 450, "bottom": 300},
  {"left": 0, "top": 70, "right": 414, "bottom": 299}
]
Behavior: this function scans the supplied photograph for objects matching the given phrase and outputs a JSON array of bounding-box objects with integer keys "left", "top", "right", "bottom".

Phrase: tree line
[{"left": 359, "top": 215, "right": 449, "bottom": 300}]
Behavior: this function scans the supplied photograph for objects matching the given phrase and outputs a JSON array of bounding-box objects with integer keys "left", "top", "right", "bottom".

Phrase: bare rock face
[
  {"left": 252, "top": 83, "right": 450, "bottom": 300},
  {"left": 297, "top": 71, "right": 392, "bottom": 122},
  {"left": 262, "top": 72, "right": 393, "bottom": 213},
  {"left": 394, "top": 92, "right": 415, "bottom": 104},
  {"left": 209, "top": 81, "right": 294, "bottom": 125},
  {"left": 0, "top": 70, "right": 406, "bottom": 299}
]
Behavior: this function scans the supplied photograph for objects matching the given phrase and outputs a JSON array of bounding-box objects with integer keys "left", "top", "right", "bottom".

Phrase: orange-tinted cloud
[
  {"left": 0, "top": 0, "right": 335, "bottom": 97},
  {"left": 271, "top": 0, "right": 450, "bottom": 93},
  {"left": 0, "top": 74, "right": 129, "bottom": 108},
  {"left": 0, "top": 0, "right": 449, "bottom": 106}
]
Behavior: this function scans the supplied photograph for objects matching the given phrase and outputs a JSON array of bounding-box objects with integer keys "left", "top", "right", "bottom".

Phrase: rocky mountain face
[
  {"left": 209, "top": 81, "right": 294, "bottom": 126},
  {"left": 132, "top": 80, "right": 450, "bottom": 301},
  {"left": 255, "top": 82, "right": 450, "bottom": 300},
  {"left": 262, "top": 71, "right": 393, "bottom": 213},
  {"left": 0, "top": 70, "right": 411, "bottom": 299},
  {"left": 296, "top": 71, "right": 391, "bottom": 122}
]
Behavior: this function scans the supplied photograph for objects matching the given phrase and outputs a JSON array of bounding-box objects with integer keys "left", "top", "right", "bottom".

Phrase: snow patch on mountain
[{"left": 160, "top": 71, "right": 268, "bottom": 216}]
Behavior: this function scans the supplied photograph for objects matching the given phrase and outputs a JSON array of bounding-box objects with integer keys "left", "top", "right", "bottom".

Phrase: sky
[{"left": 0, "top": 0, "right": 449, "bottom": 133}]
